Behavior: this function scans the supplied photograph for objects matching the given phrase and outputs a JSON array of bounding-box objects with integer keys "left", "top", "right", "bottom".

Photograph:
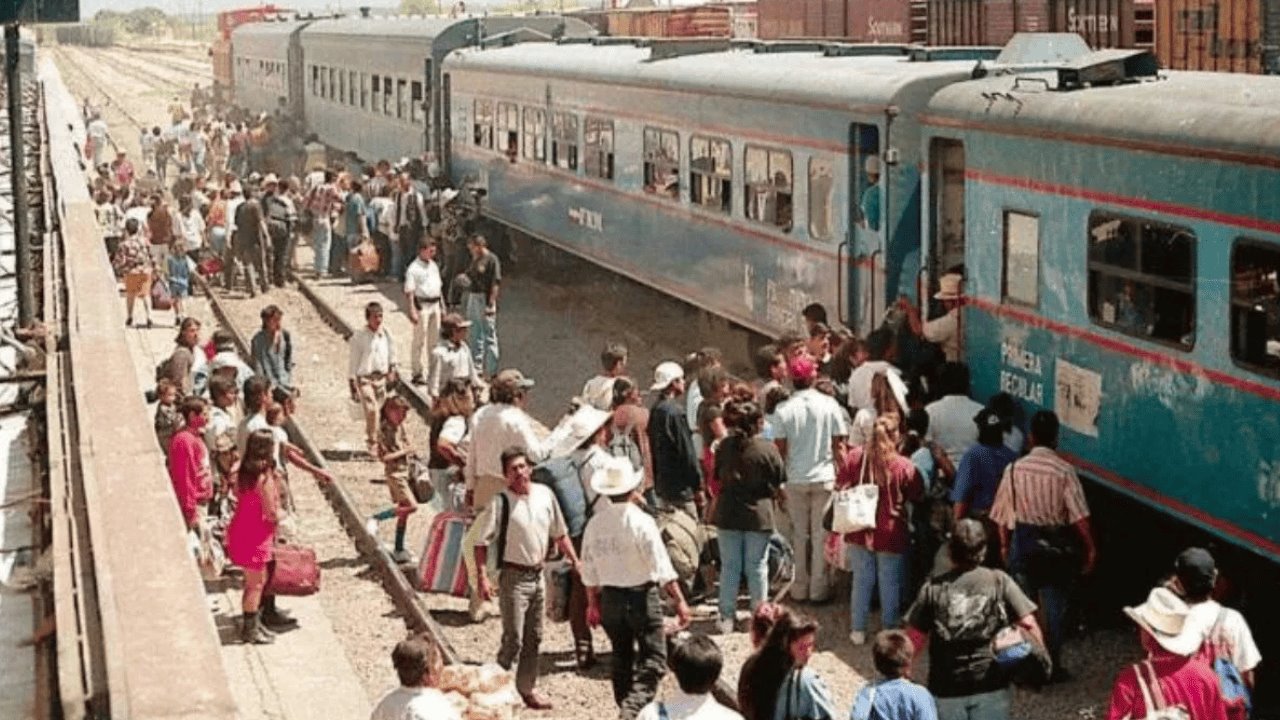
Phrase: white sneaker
[
  {"left": 849, "top": 631, "right": 867, "bottom": 645},
  {"left": 364, "top": 517, "right": 379, "bottom": 536},
  {"left": 717, "top": 618, "right": 734, "bottom": 635}
]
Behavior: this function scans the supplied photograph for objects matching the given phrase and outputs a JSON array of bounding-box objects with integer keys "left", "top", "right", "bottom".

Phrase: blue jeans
[
  {"left": 1013, "top": 571, "right": 1069, "bottom": 667},
  {"left": 848, "top": 545, "right": 907, "bottom": 633},
  {"left": 312, "top": 222, "right": 331, "bottom": 274},
  {"left": 717, "top": 529, "right": 770, "bottom": 621},
  {"left": 935, "top": 688, "right": 1011, "bottom": 720},
  {"left": 465, "top": 292, "right": 499, "bottom": 376}
]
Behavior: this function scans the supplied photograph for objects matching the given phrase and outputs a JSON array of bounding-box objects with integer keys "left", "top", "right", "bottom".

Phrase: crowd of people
[{"left": 96, "top": 89, "right": 1264, "bottom": 720}]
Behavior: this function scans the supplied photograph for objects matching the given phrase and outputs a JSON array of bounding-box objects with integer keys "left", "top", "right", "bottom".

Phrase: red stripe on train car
[
  {"left": 1061, "top": 451, "right": 1280, "bottom": 559},
  {"left": 965, "top": 296, "right": 1280, "bottom": 403}
]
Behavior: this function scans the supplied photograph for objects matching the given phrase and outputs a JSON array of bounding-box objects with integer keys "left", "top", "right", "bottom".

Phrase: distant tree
[{"left": 399, "top": 0, "right": 442, "bottom": 14}]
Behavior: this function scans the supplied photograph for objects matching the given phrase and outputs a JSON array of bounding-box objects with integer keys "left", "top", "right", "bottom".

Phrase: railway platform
[{"left": 120, "top": 300, "right": 373, "bottom": 720}]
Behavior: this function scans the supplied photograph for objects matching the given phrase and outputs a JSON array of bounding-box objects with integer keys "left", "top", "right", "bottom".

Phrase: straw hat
[
  {"left": 934, "top": 273, "right": 964, "bottom": 301},
  {"left": 589, "top": 455, "right": 643, "bottom": 497},
  {"left": 1123, "top": 586, "right": 1204, "bottom": 657}
]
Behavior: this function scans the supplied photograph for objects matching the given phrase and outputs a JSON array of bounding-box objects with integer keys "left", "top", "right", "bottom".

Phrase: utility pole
[{"left": 6, "top": 21, "right": 33, "bottom": 328}]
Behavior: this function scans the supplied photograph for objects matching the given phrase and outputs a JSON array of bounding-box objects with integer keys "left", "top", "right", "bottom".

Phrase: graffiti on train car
[
  {"left": 1066, "top": 8, "right": 1121, "bottom": 34},
  {"left": 1259, "top": 458, "right": 1280, "bottom": 509},
  {"left": 568, "top": 206, "right": 604, "bottom": 232},
  {"left": 866, "top": 16, "right": 906, "bottom": 41},
  {"left": 999, "top": 338, "right": 1046, "bottom": 406}
]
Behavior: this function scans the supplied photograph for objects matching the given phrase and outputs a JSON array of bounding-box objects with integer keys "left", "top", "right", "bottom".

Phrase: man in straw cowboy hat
[
  {"left": 904, "top": 271, "right": 965, "bottom": 363},
  {"left": 1106, "top": 585, "right": 1229, "bottom": 720},
  {"left": 582, "top": 454, "right": 692, "bottom": 720}
]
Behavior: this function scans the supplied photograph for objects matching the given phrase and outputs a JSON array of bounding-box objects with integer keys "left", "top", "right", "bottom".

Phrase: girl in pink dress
[{"left": 226, "top": 429, "right": 280, "bottom": 644}]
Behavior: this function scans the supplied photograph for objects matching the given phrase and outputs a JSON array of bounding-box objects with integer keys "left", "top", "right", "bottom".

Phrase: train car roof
[
  {"left": 443, "top": 42, "right": 982, "bottom": 111},
  {"left": 926, "top": 68, "right": 1280, "bottom": 160},
  {"left": 298, "top": 14, "right": 596, "bottom": 40},
  {"left": 231, "top": 19, "right": 309, "bottom": 39}
]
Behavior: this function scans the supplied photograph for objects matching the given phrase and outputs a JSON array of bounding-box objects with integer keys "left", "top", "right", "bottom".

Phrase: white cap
[
  {"left": 864, "top": 155, "right": 881, "bottom": 175},
  {"left": 650, "top": 361, "right": 684, "bottom": 392}
]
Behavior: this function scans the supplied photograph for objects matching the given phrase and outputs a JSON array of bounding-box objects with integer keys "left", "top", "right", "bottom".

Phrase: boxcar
[
  {"left": 921, "top": 55, "right": 1280, "bottom": 561},
  {"left": 298, "top": 16, "right": 594, "bottom": 166},
  {"left": 443, "top": 39, "right": 988, "bottom": 337}
]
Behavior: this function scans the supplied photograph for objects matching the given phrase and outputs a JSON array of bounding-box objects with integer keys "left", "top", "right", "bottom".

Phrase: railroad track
[
  {"left": 51, "top": 46, "right": 147, "bottom": 134},
  {"left": 78, "top": 45, "right": 190, "bottom": 96}
]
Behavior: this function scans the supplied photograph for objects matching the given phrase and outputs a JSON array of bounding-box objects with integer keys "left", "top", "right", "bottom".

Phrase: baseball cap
[
  {"left": 650, "top": 361, "right": 684, "bottom": 391},
  {"left": 1173, "top": 547, "right": 1216, "bottom": 597},
  {"left": 787, "top": 355, "right": 817, "bottom": 382},
  {"left": 493, "top": 369, "right": 535, "bottom": 392}
]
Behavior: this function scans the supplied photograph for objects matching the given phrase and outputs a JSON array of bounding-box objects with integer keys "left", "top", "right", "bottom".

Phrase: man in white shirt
[
  {"left": 404, "top": 239, "right": 443, "bottom": 386},
  {"left": 369, "top": 635, "right": 460, "bottom": 720},
  {"left": 348, "top": 302, "right": 397, "bottom": 452},
  {"left": 581, "top": 342, "right": 628, "bottom": 411},
  {"left": 635, "top": 635, "right": 742, "bottom": 720},
  {"left": 87, "top": 115, "right": 111, "bottom": 168},
  {"left": 847, "top": 327, "right": 902, "bottom": 412},
  {"left": 1173, "top": 547, "right": 1262, "bottom": 689},
  {"left": 582, "top": 456, "right": 691, "bottom": 720},
  {"left": 925, "top": 362, "right": 984, "bottom": 468},
  {"left": 462, "top": 369, "right": 553, "bottom": 619},
  {"left": 772, "top": 355, "right": 848, "bottom": 603},
  {"left": 428, "top": 313, "right": 480, "bottom": 400},
  {"left": 474, "top": 447, "right": 579, "bottom": 711}
]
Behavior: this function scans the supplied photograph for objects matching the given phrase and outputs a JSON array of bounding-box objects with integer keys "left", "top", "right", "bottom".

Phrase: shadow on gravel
[
  {"left": 429, "top": 609, "right": 475, "bottom": 628},
  {"left": 319, "top": 556, "right": 367, "bottom": 571},
  {"left": 536, "top": 650, "right": 611, "bottom": 680}
]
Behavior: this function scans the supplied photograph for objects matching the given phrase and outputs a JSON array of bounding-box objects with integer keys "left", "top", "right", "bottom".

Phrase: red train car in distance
[
  {"left": 211, "top": 5, "right": 292, "bottom": 101},
  {"left": 218, "top": 5, "right": 292, "bottom": 38}
]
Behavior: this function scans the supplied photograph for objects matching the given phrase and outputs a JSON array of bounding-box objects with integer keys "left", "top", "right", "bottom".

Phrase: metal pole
[{"left": 7, "top": 23, "right": 33, "bottom": 329}]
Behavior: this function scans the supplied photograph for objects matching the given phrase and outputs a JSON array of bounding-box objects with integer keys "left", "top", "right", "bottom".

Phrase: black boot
[
  {"left": 261, "top": 596, "right": 298, "bottom": 631},
  {"left": 240, "top": 611, "right": 275, "bottom": 645}
]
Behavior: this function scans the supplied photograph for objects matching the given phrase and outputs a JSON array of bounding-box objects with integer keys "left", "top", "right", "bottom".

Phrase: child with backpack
[
  {"left": 366, "top": 395, "right": 419, "bottom": 564},
  {"left": 167, "top": 239, "right": 191, "bottom": 326},
  {"left": 850, "top": 631, "right": 937, "bottom": 720}
]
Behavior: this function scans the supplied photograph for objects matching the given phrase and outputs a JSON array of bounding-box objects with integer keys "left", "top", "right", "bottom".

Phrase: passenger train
[{"left": 227, "top": 18, "right": 1280, "bottom": 570}]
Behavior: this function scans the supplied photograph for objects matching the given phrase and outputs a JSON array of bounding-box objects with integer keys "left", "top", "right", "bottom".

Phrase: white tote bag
[{"left": 831, "top": 456, "right": 879, "bottom": 534}]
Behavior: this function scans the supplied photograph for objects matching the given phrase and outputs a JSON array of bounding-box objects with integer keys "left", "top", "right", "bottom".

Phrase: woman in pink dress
[{"left": 226, "top": 429, "right": 280, "bottom": 644}]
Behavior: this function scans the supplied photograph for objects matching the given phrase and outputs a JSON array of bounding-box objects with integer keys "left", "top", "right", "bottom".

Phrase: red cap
[{"left": 787, "top": 355, "right": 817, "bottom": 382}]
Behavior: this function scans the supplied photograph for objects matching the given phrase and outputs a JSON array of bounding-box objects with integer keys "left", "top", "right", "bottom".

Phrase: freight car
[
  {"left": 571, "top": 3, "right": 757, "bottom": 39},
  {"left": 51, "top": 23, "right": 116, "bottom": 48}
]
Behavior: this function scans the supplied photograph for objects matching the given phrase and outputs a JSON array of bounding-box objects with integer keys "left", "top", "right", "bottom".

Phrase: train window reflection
[
  {"left": 808, "top": 157, "right": 835, "bottom": 241},
  {"left": 552, "top": 112, "right": 579, "bottom": 171},
  {"left": 382, "top": 76, "right": 394, "bottom": 115},
  {"left": 690, "top": 136, "right": 731, "bottom": 214},
  {"left": 745, "top": 145, "right": 793, "bottom": 232},
  {"left": 584, "top": 117, "right": 613, "bottom": 181},
  {"left": 1230, "top": 240, "right": 1280, "bottom": 377},
  {"left": 644, "top": 127, "right": 680, "bottom": 200},
  {"left": 522, "top": 108, "right": 546, "bottom": 163},
  {"left": 411, "top": 81, "right": 423, "bottom": 125},
  {"left": 1087, "top": 212, "right": 1196, "bottom": 350},
  {"left": 473, "top": 99, "right": 493, "bottom": 149},
  {"left": 360, "top": 73, "right": 368, "bottom": 110},
  {"left": 1003, "top": 211, "right": 1039, "bottom": 307},
  {"left": 497, "top": 103, "right": 519, "bottom": 160}
]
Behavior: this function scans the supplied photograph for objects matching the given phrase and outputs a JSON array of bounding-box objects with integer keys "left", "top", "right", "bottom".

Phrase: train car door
[
  {"left": 926, "top": 137, "right": 966, "bottom": 355},
  {"left": 845, "top": 123, "right": 882, "bottom": 336},
  {"left": 441, "top": 73, "right": 452, "bottom": 176},
  {"left": 424, "top": 58, "right": 433, "bottom": 158}
]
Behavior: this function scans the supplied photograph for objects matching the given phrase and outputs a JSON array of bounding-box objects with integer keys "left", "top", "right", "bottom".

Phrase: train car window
[
  {"left": 347, "top": 71, "right": 356, "bottom": 106},
  {"left": 745, "top": 145, "right": 793, "bottom": 232},
  {"left": 808, "top": 157, "right": 835, "bottom": 241},
  {"left": 398, "top": 79, "right": 409, "bottom": 120},
  {"left": 329, "top": 68, "right": 337, "bottom": 103},
  {"left": 690, "top": 136, "right": 731, "bottom": 214},
  {"left": 1087, "top": 212, "right": 1196, "bottom": 349},
  {"left": 643, "top": 127, "right": 680, "bottom": 200},
  {"left": 338, "top": 71, "right": 347, "bottom": 106},
  {"left": 584, "top": 117, "right": 614, "bottom": 180},
  {"left": 1230, "top": 240, "right": 1280, "bottom": 377},
  {"left": 552, "top": 112, "right": 579, "bottom": 171},
  {"left": 1003, "top": 211, "right": 1039, "bottom": 307},
  {"left": 360, "top": 74, "right": 369, "bottom": 110},
  {"left": 319, "top": 66, "right": 328, "bottom": 99},
  {"left": 522, "top": 108, "right": 547, "bottom": 162},
  {"left": 473, "top": 99, "right": 493, "bottom": 149},
  {"left": 497, "top": 103, "right": 519, "bottom": 159},
  {"left": 411, "top": 82, "right": 424, "bottom": 125},
  {"left": 310, "top": 65, "right": 318, "bottom": 96},
  {"left": 383, "top": 77, "right": 394, "bottom": 115}
]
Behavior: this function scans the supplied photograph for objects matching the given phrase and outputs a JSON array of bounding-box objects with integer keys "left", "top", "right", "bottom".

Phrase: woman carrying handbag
[{"left": 839, "top": 415, "right": 925, "bottom": 646}]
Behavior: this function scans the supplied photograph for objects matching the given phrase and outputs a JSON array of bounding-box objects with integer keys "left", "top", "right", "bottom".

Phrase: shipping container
[
  {"left": 575, "top": 4, "right": 741, "bottom": 38},
  {"left": 1154, "top": 0, "right": 1280, "bottom": 72},
  {"left": 757, "top": 0, "right": 914, "bottom": 42},
  {"left": 1048, "top": 0, "right": 1136, "bottom": 48},
  {"left": 926, "top": 0, "right": 1049, "bottom": 45}
]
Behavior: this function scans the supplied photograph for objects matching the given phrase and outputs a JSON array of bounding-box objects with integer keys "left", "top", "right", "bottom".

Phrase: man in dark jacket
[
  {"left": 233, "top": 183, "right": 271, "bottom": 297},
  {"left": 646, "top": 361, "right": 701, "bottom": 518}
]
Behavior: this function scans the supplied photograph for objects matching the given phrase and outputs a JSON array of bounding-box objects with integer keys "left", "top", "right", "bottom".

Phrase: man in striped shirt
[{"left": 990, "top": 410, "right": 1097, "bottom": 683}]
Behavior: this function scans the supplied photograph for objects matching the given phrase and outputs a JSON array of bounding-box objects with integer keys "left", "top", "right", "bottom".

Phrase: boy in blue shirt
[{"left": 850, "top": 630, "right": 937, "bottom": 720}]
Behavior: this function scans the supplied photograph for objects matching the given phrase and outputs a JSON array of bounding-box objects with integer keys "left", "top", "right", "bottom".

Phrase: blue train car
[
  {"left": 442, "top": 40, "right": 988, "bottom": 337},
  {"left": 921, "top": 53, "right": 1280, "bottom": 562}
]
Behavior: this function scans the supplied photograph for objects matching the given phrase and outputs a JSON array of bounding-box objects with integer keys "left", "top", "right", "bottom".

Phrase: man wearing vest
[
  {"left": 262, "top": 174, "right": 298, "bottom": 288},
  {"left": 473, "top": 447, "right": 579, "bottom": 712},
  {"left": 395, "top": 173, "right": 427, "bottom": 281},
  {"left": 404, "top": 239, "right": 443, "bottom": 386}
]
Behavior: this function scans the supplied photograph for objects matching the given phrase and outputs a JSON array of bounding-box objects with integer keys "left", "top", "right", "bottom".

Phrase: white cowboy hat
[
  {"left": 590, "top": 455, "right": 643, "bottom": 497},
  {"left": 934, "top": 272, "right": 964, "bottom": 301},
  {"left": 548, "top": 406, "right": 612, "bottom": 459},
  {"left": 650, "top": 361, "right": 684, "bottom": 392},
  {"left": 439, "top": 188, "right": 460, "bottom": 205},
  {"left": 1123, "top": 586, "right": 1204, "bottom": 657},
  {"left": 262, "top": 173, "right": 279, "bottom": 186}
]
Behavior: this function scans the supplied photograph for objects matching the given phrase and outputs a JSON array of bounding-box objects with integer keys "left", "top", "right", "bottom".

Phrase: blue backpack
[
  {"left": 1209, "top": 608, "right": 1251, "bottom": 720},
  {"left": 531, "top": 456, "right": 590, "bottom": 538}
]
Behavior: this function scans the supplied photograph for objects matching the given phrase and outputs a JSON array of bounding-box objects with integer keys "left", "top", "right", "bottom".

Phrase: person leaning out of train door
[
  {"left": 404, "top": 238, "right": 443, "bottom": 387},
  {"left": 349, "top": 301, "right": 398, "bottom": 454},
  {"left": 903, "top": 272, "right": 964, "bottom": 363},
  {"left": 465, "top": 235, "right": 502, "bottom": 379},
  {"left": 989, "top": 410, "right": 1097, "bottom": 684},
  {"left": 473, "top": 446, "right": 580, "bottom": 712},
  {"left": 582, "top": 455, "right": 692, "bottom": 720}
]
